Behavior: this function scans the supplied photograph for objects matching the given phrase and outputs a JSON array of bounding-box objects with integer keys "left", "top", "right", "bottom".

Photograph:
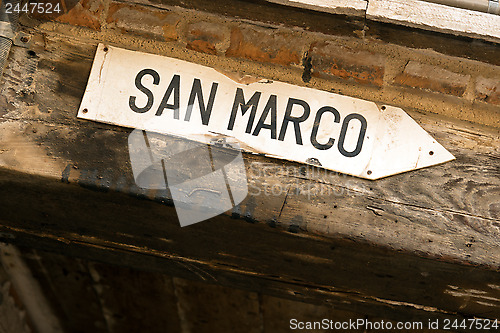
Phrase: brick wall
[{"left": 23, "top": 0, "right": 500, "bottom": 127}]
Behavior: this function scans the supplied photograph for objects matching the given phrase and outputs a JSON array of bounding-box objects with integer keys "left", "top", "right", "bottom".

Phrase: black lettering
[
  {"left": 278, "top": 98, "right": 310, "bottom": 145},
  {"left": 129, "top": 69, "right": 160, "bottom": 113},
  {"left": 252, "top": 95, "right": 277, "bottom": 139},
  {"left": 184, "top": 78, "right": 219, "bottom": 125},
  {"left": 156, "top": 74, "right": 180, "bottom": 118},
  {"left": 228, "top": 88, "right": 261, "bottom": 133},
  {"left": 310, "top": 106, "right": 340, "bottom": 150},
  {"left": 338, "top": 113, "right": 367, "bottom": 157}
]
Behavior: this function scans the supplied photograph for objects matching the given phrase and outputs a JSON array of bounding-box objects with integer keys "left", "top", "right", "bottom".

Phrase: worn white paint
[
  {"left": 367, "top": 0, "right": 500, "bottom": 43},
  {"left": 78, "top": 44, "right": 454, "bottom": 180}
]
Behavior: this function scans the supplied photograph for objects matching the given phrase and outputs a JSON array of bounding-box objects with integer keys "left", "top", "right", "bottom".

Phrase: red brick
[
  {"left": 225, "top": 27, "right": 303, "bottom": 66},
  {"left": 309, "top": 42, "right": 385, "bottom": 87},
  {"left": 31, "top": 0, "right": 102, "bottom": 30},
  {"left": 475, "top": 77, "right": 500, "bottom": 105},
  {"left": 394, "top": 61, "right": 469, "bottom": 96},
  {"left": 107, "top": 2, "right": 180, "bottom": 41},
  {"left": 186, "top": 21, "right": 229, "bottom": 55}
]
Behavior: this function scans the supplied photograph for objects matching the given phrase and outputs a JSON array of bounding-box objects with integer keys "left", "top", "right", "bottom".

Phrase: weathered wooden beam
[
  {"left": 17, "top": 248, "right": 183, "bottom": 333},
  {"left": 2, "top": 31, "right": 500, "bottom": 265},
  {"left": 0, "top": 10, "right": 499, "bottom": 325}
]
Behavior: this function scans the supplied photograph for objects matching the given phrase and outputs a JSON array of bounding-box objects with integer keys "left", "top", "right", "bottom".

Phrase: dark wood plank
[{"left": 125, "top": 0, "right": 500, "bottom": 66}]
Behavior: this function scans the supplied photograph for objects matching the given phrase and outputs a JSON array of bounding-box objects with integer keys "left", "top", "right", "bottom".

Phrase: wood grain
[
  {"left": 15, "top": 249, "right": 110, "bottom": 333},
  {"left": 18, "top": 248, "right": 463, "bottom": 333}
]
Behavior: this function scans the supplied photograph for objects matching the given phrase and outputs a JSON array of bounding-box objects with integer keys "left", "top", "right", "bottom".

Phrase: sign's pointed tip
[{"left": 366, "top": 143, "right": 455, "bottom": 180}]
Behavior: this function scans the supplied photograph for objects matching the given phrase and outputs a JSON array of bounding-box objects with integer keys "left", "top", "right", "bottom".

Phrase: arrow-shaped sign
[{"left": 78, "top": 44, "right": 454, "bottom": 180}]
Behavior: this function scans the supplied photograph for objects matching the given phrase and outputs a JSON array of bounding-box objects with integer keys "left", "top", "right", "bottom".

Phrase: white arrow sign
[{"left": 78, "top": 44, "right": 454, "bottom": 180}]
